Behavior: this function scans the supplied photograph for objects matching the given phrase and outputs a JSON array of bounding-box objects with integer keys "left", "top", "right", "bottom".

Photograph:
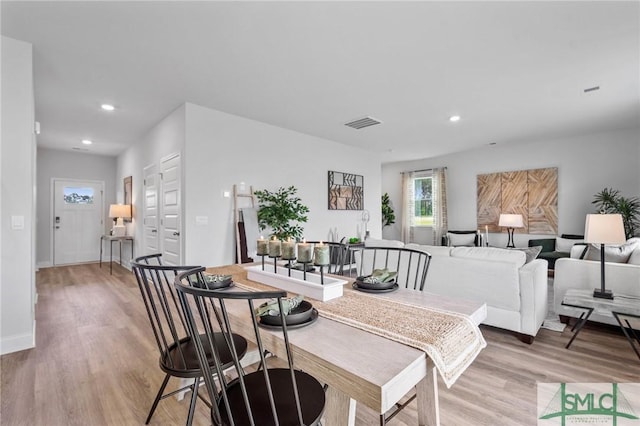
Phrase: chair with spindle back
[
  {"left": 353, "top": 246, "right": 432, "bottom": 291},
  {"left": 352, "top": 246, "right": 432, "bottom": 424},
  {"left": 174, "top": 266, "right": 326, "bottom": 426},
  {"left": 132, "top": 254, "right": 248, "bottom": 425}
]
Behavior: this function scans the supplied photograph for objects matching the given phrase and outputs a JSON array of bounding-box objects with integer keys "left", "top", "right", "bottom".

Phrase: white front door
[
  {"left": 53, "top": 179, "right": 104, "bottom": 265},
  {"left": 143, "top": 163, "right": 159, "bottom": 255},
  {"left": 160, "top": 154, "right": 181, "bottom": 265}
]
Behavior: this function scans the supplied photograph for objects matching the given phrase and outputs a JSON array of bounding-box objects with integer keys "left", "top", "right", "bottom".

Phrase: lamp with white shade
[
  {"left": 109, "top": 204, "right": 131, "bottom": 237},
  {"left": 499, "top": 213, "right": 524, "bottom": 248},
  {"left": 584, "top": 213, "right": 626, "bottom": 299}
]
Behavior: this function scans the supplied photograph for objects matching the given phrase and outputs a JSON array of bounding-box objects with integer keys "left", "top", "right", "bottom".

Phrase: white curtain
[
  {"left": 401, "top": 171, "right": 415, "bottom": 243},
  {"left": 432, "top": 167, "right": 448, "bottom": 246}
]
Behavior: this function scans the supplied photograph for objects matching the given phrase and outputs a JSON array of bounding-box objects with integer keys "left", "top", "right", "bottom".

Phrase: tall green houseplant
[
  {"left": 255, "top": 186, "right": 310, "bottom": 241},
  {"left": 381, "top": 193, "right": 396, "bottom": 227},
  {"left": 592, "top": 187, "right": 640, "bottom": 239}
]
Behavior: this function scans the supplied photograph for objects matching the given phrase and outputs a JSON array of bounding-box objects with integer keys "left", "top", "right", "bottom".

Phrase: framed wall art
[{"left": 328, "top": 171, "right": 363, "bottom": 210}]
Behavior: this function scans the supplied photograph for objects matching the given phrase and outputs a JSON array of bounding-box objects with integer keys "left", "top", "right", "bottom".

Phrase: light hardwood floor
[{"left": 2, "top": 263, "right": 639, "bottom": 425}]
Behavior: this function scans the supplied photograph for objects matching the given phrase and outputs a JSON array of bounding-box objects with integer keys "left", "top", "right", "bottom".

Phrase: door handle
[
  {"left": 55, "top": 226, "right": 60, "bottom": 229},
  {"left": 151, "top": 229, "right": 157, "bottom": 233},
  {"left": 173, "top": 232, "right": 180, "bottom": 236}
]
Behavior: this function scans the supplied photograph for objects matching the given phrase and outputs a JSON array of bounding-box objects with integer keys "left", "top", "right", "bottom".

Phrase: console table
[
  {"left": 562, "top": 289, "right": 640, "bottom": 360},
  {"left": 99, "top": 235, "right": 134, "bottom": 275}
]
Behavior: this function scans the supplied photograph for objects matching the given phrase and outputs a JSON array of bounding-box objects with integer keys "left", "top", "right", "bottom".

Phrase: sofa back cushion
[
  {"left": 426, "top": 255, "right": 522, "bottom": 311},
  {"left": 556, "top": 237, "right": 584, "bottom": 253},
  {"left": 446, "top": 232, "right": 477, "bottom": 247},
  {"left": 450, "top": 247, "right": 526, "bottom": 267},
  {"left": 583, "top": 238, "right": 640, "bottom": 263},
  {"left": 405, "top": 243, "right": 451, "bottom": 257},
  {"left": 627, "top": 246, "right": 640, "bottom": 265}
]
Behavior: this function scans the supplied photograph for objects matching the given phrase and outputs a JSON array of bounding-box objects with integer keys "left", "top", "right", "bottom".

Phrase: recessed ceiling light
[
  {"left": 449, "top": 115, "right": 461, "bottom": 122},
  {"left": 101, "top": 104, "right": 115, "bottom": 111},
  {"left": 82, "top": 139, "right": 93, "bottom": 145}
]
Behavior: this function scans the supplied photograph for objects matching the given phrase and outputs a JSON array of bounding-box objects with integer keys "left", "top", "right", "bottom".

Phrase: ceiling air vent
[{"left": 344, "top": 116, "right": 382, "bottom": 130}]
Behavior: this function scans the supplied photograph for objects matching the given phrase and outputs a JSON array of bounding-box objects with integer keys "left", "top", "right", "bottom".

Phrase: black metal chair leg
[
  {"left": 380, "top": 413, "right": 386, "bottom": 426},
  {"left": 186, "top": 377, "right": 200, "bottom": 426},
  {"left": 146, "top": 374, "right": 171, "bottom": 424}
]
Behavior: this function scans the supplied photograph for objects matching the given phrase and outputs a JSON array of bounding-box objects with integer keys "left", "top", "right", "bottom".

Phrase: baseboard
[
  {"left": 1, "top": 326, "right": 35, "bottom": 355},
  {"left": 37, "top": 261, "right": 53, "bottom": 269}
]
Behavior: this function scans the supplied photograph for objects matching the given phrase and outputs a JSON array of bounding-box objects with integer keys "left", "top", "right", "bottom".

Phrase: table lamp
[
  {"left": 499, "top": 213, "right": 524, "bottom": 248},
  {"left": 584, "top": 213, "right": 626, "bottom": 299},
  {"left": 109, "top": 204, "right": 131, "bottom": 237}
]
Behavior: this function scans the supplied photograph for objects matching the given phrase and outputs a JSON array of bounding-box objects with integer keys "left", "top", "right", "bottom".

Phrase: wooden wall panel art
[{"left": 477, "top": 167, "right": 558, "bottom": 235}]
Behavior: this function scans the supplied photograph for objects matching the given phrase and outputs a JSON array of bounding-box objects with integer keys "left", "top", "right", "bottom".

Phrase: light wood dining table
[{"left": 207, "top": 264, "right": 487, "bottom": 426}]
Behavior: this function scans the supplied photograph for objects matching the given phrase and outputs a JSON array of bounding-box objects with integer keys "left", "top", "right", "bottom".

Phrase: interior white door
[
  {"left": 143, "top": 163, "right": 159, "bottom": 256},
  {"left": 160, "top": 154, "right": 181, "bottom": 266},
  {"left": 53, "top": 180, "right": 104, "bottom": 265}
]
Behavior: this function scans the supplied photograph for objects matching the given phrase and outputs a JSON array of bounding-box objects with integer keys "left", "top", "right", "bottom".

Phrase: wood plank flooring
[{"left": 2, "top": 263, "right": 639, "bottom": 425}]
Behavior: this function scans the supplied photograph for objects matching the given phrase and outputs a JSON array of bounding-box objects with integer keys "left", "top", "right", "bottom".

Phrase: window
[
  {"left": 413, "top": 176, "right": 433, "bottom": 226},
  {"left": 63, "top": 187, "right": 94, "bottom": 204}
]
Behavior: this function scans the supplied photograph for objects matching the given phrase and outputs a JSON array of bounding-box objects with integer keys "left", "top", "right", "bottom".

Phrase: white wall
[
  {"left": 382, "top": 127, "right": 640, "bottom": 247},
  {"left": 36, "top": 148, "right": 118, "bottom": 267},
  {"left": 1, "top": 36, "right": 36, "bottom": 355},
  {"left": 116, "top": 102, "right": 382, "bottom": 268},
  {"left": 116, "top": 104, "right": 186, "bottom": 267},
  {"left": 184, "top": 103, "right": 383, "bottom": 267}
]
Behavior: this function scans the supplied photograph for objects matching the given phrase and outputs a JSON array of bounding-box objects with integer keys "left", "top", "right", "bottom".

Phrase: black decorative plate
[
  {"left": 198, "top": 274, "right": 233, "bottom": 290},
  {"left": 355, "top": 276, "right": 397, "bottom": 290},
  {"left": 259, "top": 308, "right": 319, "bottom": 330},
  {"left": 260, "top": 300, "right": 314, "bottom": 326},
  {"left": 352, "top": 282, "right": 399, "bottom": 293}
]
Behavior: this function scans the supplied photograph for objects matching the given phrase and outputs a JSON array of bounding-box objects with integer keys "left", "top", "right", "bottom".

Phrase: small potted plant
[{"left": 255, "top": 186, "right": 310, "bottom": 241}]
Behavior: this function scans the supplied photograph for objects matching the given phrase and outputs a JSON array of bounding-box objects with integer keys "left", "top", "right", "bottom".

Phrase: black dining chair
[
  {"left": 353, "top": 246, "right": 432, "bottom": 291},
  {"left": 174, "top": 266, "right": 326, "bottom": 426},
  {"left": 352, "top": 246, "right": 432, "bottom": 424},
  {"left": 132, "top": 254, "right": 249, "bottom": 425}
]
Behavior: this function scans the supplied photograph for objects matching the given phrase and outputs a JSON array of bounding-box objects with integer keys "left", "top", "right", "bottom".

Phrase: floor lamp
[
  {"left": 499, "top": 213, "right": 524, "bottom": 248},
  {"left": 584, "top": 213, "right": 626, "bottom": 299}
]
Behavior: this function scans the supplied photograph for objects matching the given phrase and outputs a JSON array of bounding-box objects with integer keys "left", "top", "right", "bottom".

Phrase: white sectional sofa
[{"left": 357, "top": 239, "right": 549, "bottom": 343}]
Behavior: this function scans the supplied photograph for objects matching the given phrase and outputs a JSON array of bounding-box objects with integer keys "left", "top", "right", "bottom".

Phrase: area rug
[{"left": 541, "top": 278, "right": 566, "bottom": 332}]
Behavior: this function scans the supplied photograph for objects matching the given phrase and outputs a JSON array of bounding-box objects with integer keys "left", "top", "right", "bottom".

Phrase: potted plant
[
  {"left": 381, "top": 193, "right": 396, "bottom": 227},
  {"left": 592, "top": 188, "right": 640, "bottom": 239},
  {"left": 255, "top": 186, "right": 310, "bottom": 241}
]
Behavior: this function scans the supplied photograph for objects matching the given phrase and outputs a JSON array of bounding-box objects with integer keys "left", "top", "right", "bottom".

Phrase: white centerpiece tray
[{"left": 245, "top": 264, "right": 345, "bottom": 301}]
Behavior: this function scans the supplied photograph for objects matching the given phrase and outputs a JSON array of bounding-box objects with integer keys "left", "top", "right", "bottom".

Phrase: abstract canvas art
[{"left": 328, "top": 171, "right": 363, "bottom": 210}]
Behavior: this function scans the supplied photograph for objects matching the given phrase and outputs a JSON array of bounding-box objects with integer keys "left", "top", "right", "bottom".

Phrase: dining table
[{"left": 207, "top": 263, "right": 487, "bottom": 426}]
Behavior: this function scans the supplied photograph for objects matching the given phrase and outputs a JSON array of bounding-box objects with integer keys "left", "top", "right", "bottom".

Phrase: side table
[
  {"left": 562, "top": 289, "right": 640, "bottom": 360},
  {"left": 100, "top": 235, "right": 134, "bottom": 275}
]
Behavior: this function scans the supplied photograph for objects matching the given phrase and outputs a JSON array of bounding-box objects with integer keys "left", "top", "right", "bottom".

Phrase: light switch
[
  {"left": 195, "top": 216, "right": 208, "bottom": 226},
  {"left": 11, "top": 215, "right": 25, "bottom": 230},
  {"left": 222, "top": 191, "right": 230, "bottom": 198}
]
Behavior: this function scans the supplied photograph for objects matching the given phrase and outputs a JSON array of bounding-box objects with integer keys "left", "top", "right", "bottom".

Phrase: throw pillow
[
  {"left": 555, "top": 237, "right": 583, "bottom": 253},
  {"left": 447, "top": 232, "right": 476, "bottom": 247},
  {"left": 513, "top": 246, "right": 542, "bottom": 264},
  {"left": 583, "top": 238, "right": 640, "bottom": 263}
]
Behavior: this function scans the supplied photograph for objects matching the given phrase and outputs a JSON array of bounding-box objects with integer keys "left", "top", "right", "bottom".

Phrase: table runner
[{"left": 211, "top": 265, "right": 486, "bottom": 388}]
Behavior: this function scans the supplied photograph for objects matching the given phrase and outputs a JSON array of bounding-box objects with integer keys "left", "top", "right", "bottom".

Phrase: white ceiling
[{"left": 2, "top": 1, "right": 639, "bottom": 162}]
